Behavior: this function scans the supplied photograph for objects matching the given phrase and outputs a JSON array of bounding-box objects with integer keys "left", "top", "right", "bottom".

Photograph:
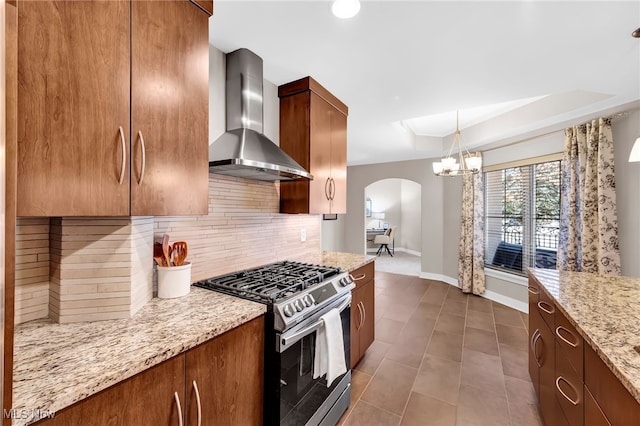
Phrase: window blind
[{"left": 484, "top": 160, "right": 561, "bottom": 275}]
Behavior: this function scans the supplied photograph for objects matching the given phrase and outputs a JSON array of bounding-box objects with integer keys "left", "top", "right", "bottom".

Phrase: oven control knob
[
  {"left": 283, "top": 304, "right": 294, "bottom": 317},
  {"left": 308, "top": 294, "right": 316, "bottom": 304},
  {"left": 293, "top": 300, "right": 303, "bottom": 312},
  {"left": 339, "top": 277, "right": 351, "bottom": 287},
  {"left": 302, "top": 295, "right": 312, "bottom": 307}
]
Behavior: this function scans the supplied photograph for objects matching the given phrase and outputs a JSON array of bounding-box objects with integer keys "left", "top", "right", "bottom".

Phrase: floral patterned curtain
[
  {"left": 458, "top": 169, "right": 485, "bottom": 294},
  {"left": 557, "top": 118, "right": 621, "bottom": 275}
]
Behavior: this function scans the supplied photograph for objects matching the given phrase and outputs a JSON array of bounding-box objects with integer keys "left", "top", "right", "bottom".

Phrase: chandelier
[{"left": 432, "top": 110, "right": 482, "bottom": 176}]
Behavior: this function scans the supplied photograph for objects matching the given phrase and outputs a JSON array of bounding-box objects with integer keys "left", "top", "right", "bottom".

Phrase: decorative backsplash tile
[
  {"left": 154, "top": 174, "right": 321, "bottom": 281},
  {"left": 14, "top": 174, "right": 321, "bottom": 324}
]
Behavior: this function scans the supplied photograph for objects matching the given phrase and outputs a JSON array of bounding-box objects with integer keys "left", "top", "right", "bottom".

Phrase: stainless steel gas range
[{"left": 194, "top": 260, "right": 354, "bottom": 426}]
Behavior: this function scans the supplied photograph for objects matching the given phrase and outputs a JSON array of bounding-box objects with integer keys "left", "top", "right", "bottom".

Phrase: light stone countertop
[
  {"left": 12, "top": 288, "right": 266, "bottom": 426},
  {"left": 11, "top": 250, "right": 373, "bottom": 425},
  {"left": 294, "top": 250, "right": 375, "bottom": 273},
  {"left": 529, "top": 268, "right": 640, "bottom": 404}
]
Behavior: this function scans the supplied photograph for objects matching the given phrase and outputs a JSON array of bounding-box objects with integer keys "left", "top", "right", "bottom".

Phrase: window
[{"left": 484, "top": 160, "right": 561, "bottom": 275}]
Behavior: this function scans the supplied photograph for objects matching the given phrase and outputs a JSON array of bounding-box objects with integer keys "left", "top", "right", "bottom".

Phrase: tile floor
[{"left": 338, "top": 271, "right": 543, "bottom": 426}]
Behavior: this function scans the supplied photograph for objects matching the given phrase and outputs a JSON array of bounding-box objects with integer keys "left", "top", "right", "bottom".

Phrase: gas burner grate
[{"left": 193, "top": 261, "right": 341, "bottom": 304}]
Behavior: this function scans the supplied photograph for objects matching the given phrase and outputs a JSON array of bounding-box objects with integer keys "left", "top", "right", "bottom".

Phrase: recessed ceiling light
[
  {"left": 633, "top": 27, "right": 640, "bottom": 38},
  {"left": 332, "top": 0, "right": 360, "bottom": 19}
]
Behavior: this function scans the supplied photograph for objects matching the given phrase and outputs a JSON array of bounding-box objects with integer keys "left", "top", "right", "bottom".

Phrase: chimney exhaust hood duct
[{"left": 208, "top": 48, "right": 313, "bottom": 181}]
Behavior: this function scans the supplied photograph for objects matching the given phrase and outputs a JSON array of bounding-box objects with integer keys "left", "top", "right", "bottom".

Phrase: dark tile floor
[{"left": 338, "top": 271, "right": 543, "bottom": 426}]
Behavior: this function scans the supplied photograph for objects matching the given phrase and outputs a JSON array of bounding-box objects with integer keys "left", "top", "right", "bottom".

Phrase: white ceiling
[{"left": 209, "top": 0, "right": 640, "bottom": 166}]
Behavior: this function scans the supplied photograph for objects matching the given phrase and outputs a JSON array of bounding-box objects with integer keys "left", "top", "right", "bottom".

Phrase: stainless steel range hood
[{"left": 209, "top": 48, "right": 312, "bottom": 181}]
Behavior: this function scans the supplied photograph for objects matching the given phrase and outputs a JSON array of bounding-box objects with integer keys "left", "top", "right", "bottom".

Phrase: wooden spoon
[
  {"left": 153, "top": 242, "right": 166, "bottom": 266},
  {"left": 172, "top": 241, "right": 188, "bottom": 266},
  {"left": 161, "top": 234, "right": 171, "bottom": 267}
]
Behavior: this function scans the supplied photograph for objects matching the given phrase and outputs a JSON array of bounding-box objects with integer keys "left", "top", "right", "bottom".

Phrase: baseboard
[
  {"left": 367, "top": 247, "right": 422, "bottom": 256},
  {"left": 420, "top": 272, "right": 458, "bottom": 287},
  {"left": 420, "top": 273, "right": 528, "bottom": 313},
  {"left": 483, "top": 290, "right": 528, "bottom": 313},
  {"left": 394, "top": 247, "right": 421, "bottom": 256}
]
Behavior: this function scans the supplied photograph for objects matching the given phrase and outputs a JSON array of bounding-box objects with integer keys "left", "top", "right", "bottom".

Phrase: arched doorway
[{"left": 365, "top": 178, "right": 422, "bottom": 276}]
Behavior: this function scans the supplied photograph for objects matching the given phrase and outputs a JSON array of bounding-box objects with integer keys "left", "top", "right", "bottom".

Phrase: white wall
[
  {"left": 400, "top": 180, "right": 421, "bottom": 253},
  {"left": 614, "top": 110, "right": 640, "bottom": 278}
]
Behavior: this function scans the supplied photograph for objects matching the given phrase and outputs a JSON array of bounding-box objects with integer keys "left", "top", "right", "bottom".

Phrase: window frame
[{"left": 483, "top": 154, "right": 562, "bottom": 278}]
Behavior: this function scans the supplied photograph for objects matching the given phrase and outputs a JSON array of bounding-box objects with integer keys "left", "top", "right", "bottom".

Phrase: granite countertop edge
[
  {"left": 12, "top": 251, "right": 374, "bottom": 425},
  {"left": 528, "top": 268, "right": 640, "bottom": 405}
]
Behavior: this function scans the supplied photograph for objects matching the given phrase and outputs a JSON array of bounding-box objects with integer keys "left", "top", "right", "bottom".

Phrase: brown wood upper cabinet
[
  {"left": 17, "top": 0, "right": 210, "bottom": 217},
  {"left": 278, "top": 77, "right": 348, "bottom": 215}
]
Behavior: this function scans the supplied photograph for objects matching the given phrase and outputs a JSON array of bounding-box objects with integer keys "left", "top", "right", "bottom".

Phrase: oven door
[{"left": 277, "top": 293, "right": 351, "bottom": 426}]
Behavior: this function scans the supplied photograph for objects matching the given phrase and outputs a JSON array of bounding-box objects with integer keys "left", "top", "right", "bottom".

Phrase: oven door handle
[{"left": 278, "top": 297, "right": 351, "bottom": 352}]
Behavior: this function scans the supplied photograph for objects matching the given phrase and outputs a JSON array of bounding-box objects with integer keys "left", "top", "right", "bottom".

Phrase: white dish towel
[{"left": 313, "top": 308, "right": 347, "bottom": 387}]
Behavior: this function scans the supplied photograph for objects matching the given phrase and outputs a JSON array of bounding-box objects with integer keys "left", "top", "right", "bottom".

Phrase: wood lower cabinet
[
  {"left": 36, "top": 317, "right": 264, "bottom": 426},
  {"left": 584, "top": 343, "right": 640, "bottom": 426},
  {"left": 350, "top": 262, "right": 375, "bottom": 368},
  {"left": 529, "top": 275, "right": 569, "bottom": 426},
  {"left": 185, "top": 316, "right": 263, "bottom": 426},
  {"left": 584, "top": 386, "right": 612, "bottom": 426},
  {"left": 17, "top": 0, "right": 209, "bottom": 217},
  {"left": 528, "top": 273, "right": 640, "bottom": 426},
  {"left": 37, "top": 354, "right": 186, "bottom": 425},
  {"left": 278, "top": 77, "right": 348, "bottom": 215}
]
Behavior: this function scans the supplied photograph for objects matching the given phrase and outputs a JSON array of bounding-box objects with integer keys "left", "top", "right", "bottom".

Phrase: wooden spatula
[
  {"left": 172, "top": 241, "right": 188, "bottom": 266},
  {"left": 161, "top": 234, "right": 171, "bottom": 266}
]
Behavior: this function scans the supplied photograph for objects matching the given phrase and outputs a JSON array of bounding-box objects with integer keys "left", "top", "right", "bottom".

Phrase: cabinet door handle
[
  {"left": 527, "top": 285, "right": 539, "bottom": 295},
  {"left": 329, "top": 178, "right": 336, "bottom": 200},
  {"left": 529, "top": 328, "right": 538, "bottom": 353},
  {"left": 324, "top": 177, "right": 331, "bottom": 201},
  {"left": 174, "top": 392, "right": 184, "bottom": 426},
  {"left": 356, "top": 302, "right": 364, "bottom": 330},
  {"left": 137, "top": 130, "right": 146, "bottom": 185},
  {"left": 192, "top": 380, "right": 202, "bottom": 426},
  {"left": 360, "top": 301, "right": 366, "bottom": 327},
  {"left": 555, "top": 326, "right": 579, "bottom": 348},
  {"left": 537, "top": 301, "right": 555, "bottom": 315},
  {"left": 555, "top": 376, "right": 580, "bottom": 406},
  {"left": 531, "top": 330, "right": 542, "bottom": 367},
  {"left": 117, "top": 126, "right": 127, "bottom": 185},
  {"left": 352, "top": 273, "right": 366, "bottom": 281}
]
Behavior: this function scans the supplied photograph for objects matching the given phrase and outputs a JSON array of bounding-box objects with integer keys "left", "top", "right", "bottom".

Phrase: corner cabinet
[
  {"left": 278, "top": 77, "right": 348, "bottom": 215},
  {"left": 36, "top": 316, "right": 264, "bottom": 426},
  {"left": 350, "top": 262, "right": 375, "bottom": 368},
  {"left": 17, "top": 0, "right": 209, "bottom": 217}
]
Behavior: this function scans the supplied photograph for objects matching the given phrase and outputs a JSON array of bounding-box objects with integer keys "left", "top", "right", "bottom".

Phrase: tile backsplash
[
  {"left": 14, "top": 174, "right": 321, "bottom": 324},
  {"left": 154, "top": 174, "right": 322, "bottom": 282}
]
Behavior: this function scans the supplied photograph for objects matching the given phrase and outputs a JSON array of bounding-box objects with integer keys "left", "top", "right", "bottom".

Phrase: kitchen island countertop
[{"left": 529, "top": 268, "right": 640, "bottom": 405}]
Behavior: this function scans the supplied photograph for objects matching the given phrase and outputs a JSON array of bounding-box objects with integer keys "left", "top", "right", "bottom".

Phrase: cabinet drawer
[
  {"left": 537, "top": 286, "right": 556, "bottom": 331},
  {"left": 585, "top": 344, "right": 640, "bottom": 425},
  {"left": 351, "top": 261, "right": 374, "bottom": 289},
  {"left": 555, "top": 341, "right": 583, "bottom": 425},
  {"left": 555, "top": 308, "right": 584, "bottom": 382}
]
